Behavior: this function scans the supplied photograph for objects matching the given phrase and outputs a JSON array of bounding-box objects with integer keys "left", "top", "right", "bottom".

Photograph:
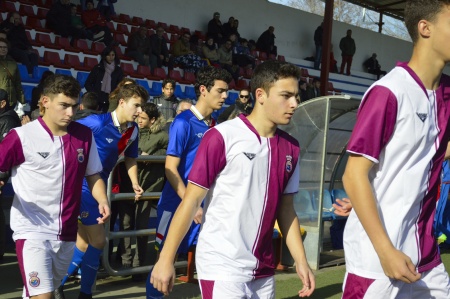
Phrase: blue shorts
[{"left": 79, "top": 180, "right": 102, "bottom": 226}]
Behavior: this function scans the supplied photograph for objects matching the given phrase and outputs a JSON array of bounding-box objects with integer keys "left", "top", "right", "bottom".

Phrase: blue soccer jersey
[
  {"left": 156, "top": 106, "right": 214, "bottom": 251},
  {"left": 77, "top": 111, "right": 139, "bottom": 225}
]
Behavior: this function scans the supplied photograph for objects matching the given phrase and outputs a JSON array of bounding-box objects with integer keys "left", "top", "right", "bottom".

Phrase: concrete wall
[{"left": 114, "top": 0, "right": 413, "bottom": 73}]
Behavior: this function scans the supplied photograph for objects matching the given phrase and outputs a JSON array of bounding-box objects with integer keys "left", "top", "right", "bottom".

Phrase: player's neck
[
  {"left": 193, "top": 101, "right": 213, "bottom": 121},
  {"left": 246, "top": 113, "right": 277, "bottom": 138},
  {"left": 42, "top": 116, "right": 68, "bottom": 136},
  {"left": 114, "top": 109, "right": 129, "bottom": 130},
  {"left": 408, "top": 47, "right": 445, "bottom": 90}
]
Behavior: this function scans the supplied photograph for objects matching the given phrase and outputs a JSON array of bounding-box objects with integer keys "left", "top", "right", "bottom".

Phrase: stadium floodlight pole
[{"left": 319, "top": 0, "right": 334, "bottom": 97}]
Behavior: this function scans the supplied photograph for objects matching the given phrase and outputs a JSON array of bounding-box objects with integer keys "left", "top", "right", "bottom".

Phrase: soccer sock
[
  {"left": 146, "top": 269, "right": 164, "bottom": 299},
  {"left": 80, "top": 245, "right": 102, "bottom": 295},
  {"left": 61, "top": 246, "right": 85, "bottom": 286}
]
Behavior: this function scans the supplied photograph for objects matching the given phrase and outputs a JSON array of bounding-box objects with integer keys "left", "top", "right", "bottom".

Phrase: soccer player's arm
[
  {"left": 165, "top": 117, "right": 190, "bottom": 200},
  {"left": 151, "top": 128, "right": 225, "bottom": 295},
  {"left": 0, "top": 130, "right": 25, "bottom": 193},
  {"left": 343, "top": 86, "right": 420, "bottom": 284},
  {"left": 85, "top": 134, "right": 110, "bottom": 224},
  {"left": 445, "top": 141, "right": 450, "bottom": 160},
  {"left": 277, "top": 160, "right": 315, "bottom": 297},
  {"left": 124, "top": 127, "right": 143, "bottom": 200}
]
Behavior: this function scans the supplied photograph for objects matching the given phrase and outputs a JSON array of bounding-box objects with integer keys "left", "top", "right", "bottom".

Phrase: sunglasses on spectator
[{"left": 240, "top": 95, "right": 249, "bottom": 99}]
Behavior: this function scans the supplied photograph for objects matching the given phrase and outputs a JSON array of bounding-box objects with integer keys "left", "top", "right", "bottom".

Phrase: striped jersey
[
  {"left": 344, "top": 63, "right": 450, "bottom": 279},
  {"left": 0, "top": 118, "right": 102, "bottom": 241},
  {"left": 188, "top": 115, "right": 300, "bottom": 282}
]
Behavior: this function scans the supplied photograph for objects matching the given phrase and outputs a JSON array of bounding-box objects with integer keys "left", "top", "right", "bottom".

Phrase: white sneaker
[{"left": 92, "top": 31, "right": 105, "bottom": 42}]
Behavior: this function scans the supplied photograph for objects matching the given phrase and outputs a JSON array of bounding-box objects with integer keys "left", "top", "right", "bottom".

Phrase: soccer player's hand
[
  {"left": 0, "top": 180, "right": 4, "bottom": 194},
  {"left": 296, "top": 262, "right": 315, "bottom": 297},
  {"left": 193, "top": 207, "right": 203, "bottom": 224},
  {"left": 133, "top": 183, "right": 144, "bottom": 201},
  {"left": 332, "top": 198, "right": 352, "bottom": 217},
  {"left": 379, "top": 247, "right": 421, "bottom": 283},
  {"left": 96, "top": 201, "right": 111, "bottom": 224},
  {"left": 150, "top": 259, "right": 175, "bottom": 295}
]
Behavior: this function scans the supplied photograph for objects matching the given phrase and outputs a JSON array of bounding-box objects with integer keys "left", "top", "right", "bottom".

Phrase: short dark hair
[
  {"left": 81, "top": 92, "right": 99, "bottom": 110},
  {"left": 195, "top": 66, "right": 232, "bottom": 97},
  {"left": 42, "top": 74, "right": 81, "bottom": 100},
  {"left": 251, "top": 60, "right": 300, "bottom": 97},
  {"left": 141, "top": 102, "right": 160, "bottom": 120},
  {"left": 405, "top": 0, "right": 450, "bottom": 44},
  {"left": 101, "top": 46, "right": 118, "bottom": 63},
  {"left": 108, "top": 78, "right": 136, "bottom": 112},
  {"left": 116, "top": 83, "right": 149, "bottom": 104},
  {"left": 162, "top": 79, "right": 176, "bottom": 88}
]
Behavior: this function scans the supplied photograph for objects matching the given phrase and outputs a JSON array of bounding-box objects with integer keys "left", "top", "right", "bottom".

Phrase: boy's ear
[{"left": 255, "top": 87, "right": 266, "bottom": 105}]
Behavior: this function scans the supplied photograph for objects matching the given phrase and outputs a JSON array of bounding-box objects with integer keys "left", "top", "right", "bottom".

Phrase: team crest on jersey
[
  {"left": 77, "top": 149, "right": 85, "bottom": 163},
  {"left": 243, "top": 152, "right": 256, "bottom": 160},
  {"left": 81, "top": 211, "right": 89, "bottom": 218},
  {"left": 106, "top": 138, "right": 113, "bottom": 143},
  {"left": 416, "top": 113, "right": 427, "bottom": 122},
  {"left": 285, "top": 155, "right": 293, "bottom": 173},
  {"left": 37, "top": 152, "right": 49, "bottom": 159},
  {"left": 28, "top": 271, "right": 40, "bottom": 287}
]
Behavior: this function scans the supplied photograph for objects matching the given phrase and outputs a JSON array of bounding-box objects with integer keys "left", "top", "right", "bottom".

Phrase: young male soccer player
[
  {"left": 0, "top": 74, "right": 110, "bottom": 299},
  {"left": 59, "top": 83, "right": 148, "bottom": 299},
  {"left": 341, "top": 1, "right": 450, "bottom": 297},
  {"left": 150, "top": 60, "right": 315, "bottom": 298},
  {"left": 146, "top": 66, "right": 231, "bottom": 298}
]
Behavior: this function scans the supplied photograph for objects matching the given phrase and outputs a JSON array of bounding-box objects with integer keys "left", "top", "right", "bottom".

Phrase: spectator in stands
[
  {"left": 202, "top": 36, "right": 220, "bottom": 65},
  {"left": 0, "top": 12, "right": 38, "bottom": 75},
  {"left": 218, "top": 39, "right": 240, "bottom": 82},
  {"left": 314, "top": 22, "right": 323, "bottom": 70},
  {"left": 217, "top": 88, "right": 252, "bottom": 123},
  {"left": 84, "top": 46, "right": 124, "bottom": 112},
  {"left": 189, "top": 35, "right": 204, "bottom": 57},
  {"left": 126, "top": 25, "right": 151, "bottom": 66},
  {"left": 0, "top": 30, "right": 6, "bottom": 40},
  {"left": 119, "top": 103, "right": 168, "bottom": 281},
  {"left": 207, "top": 12, "right": 224, "bottom": 44},
  {"left": 363, "top": 53, "right": 387, "bottom": 80},
  {"left": 96, "top": 0, "right": 116, "bottom": 21},
  {"left": 165, "top": 98, "right": 193, "bottom": 132},
  {"left": 329, "top": 44, "right": 338, "bottom": 73},
  {"left": 30, "top": 70, "right": 54, "bottom": 120},
  {"left": 299, "top": 80, "right": 310, "bottom": 102},
  {"left": 256, "top": 26, "right": 277, "bottom": 56},
  {"left": 70, "top": 4, "right": 105, "bottom": 43},
  {"left": 172, "top": 32, "right": 205, "bottom": 74},
  {"left": 233, "top": 38, "right": 255, "bottom": 69},
  {"left": 0, "top": 88, "right": 21, "bottom": 261},
  {"left": 307, "top": 77, "right": 321, "bottom": 99},
  {"left": 232, "top": 19, "right": 241, "bottom": 39},
  {"left": 149, "top": 26, "right": 170, "bottom": 70},
  {"left": 47, "top": 0, "right": 102, "bottom": 46},
  {"left": 222, "top": 16, "right": 235, "bottom": 39},
  {"left": 74, "top": 92, "right": 101, "bottom": 120},
  {"left": 0, "top": 38, "right": 24, "bottom": 109},
  {"left": 152, "top": 79, "right": 179, "bottom": 121},
  {"left": 339, "top": 29, "right": 356, "bottom": 76},
  {"left": 82, "top": 0, "right": 114, "bottom": 46}
]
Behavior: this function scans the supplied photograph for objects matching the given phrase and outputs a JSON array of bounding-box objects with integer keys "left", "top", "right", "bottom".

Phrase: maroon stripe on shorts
[
  {"left": 199, "top": 279, "right": 215, "bottom": 299},
  {"left": 342, "top": 273, "right": 375, "bottom": 299},
  {"left": 16, "top": 239, "right": 30, "bottom": 298}
]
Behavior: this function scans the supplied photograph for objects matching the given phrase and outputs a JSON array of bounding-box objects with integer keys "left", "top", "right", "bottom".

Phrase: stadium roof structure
[{"left": 344, "top": 0, "right": 406, "bottom": 21}]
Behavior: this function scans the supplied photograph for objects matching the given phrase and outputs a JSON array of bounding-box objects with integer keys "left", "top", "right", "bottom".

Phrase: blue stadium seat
[
  {"left": 225, "top": 91, "right": 239, "bottom": 105},
  {"left": 18, "top": 64, "right": 39, "bottom": 84},
  {"left": 33, "top": 66, "right": 51, "bottom": 82},
  {"left": 22, "top": 84, "right": 34, "bottom": 104},
  {"left": 76, "top": 72, "right": 90, "bottom": 88},
  {"left": 293, "top": 190, "right": 317, "bottom": 222},
  {"left": 174, "top": 84, "right": 186, "bottom": 99},
  {"left": 184, "top": 86, "right": 196, "bottom": 100},
  {"left": 136, "top": 79, "right": 152, "bottom": 95},
  {"left": 311, "top": 189, "right": 334, "bottom": 221},
  {"left": 54, "top": 69, "right": 72, "bottom": 76},
  {"left": 211, "top": 106, "right": 226, "bottom": 120},
  {"left": 149, "top": 81, "right": 162, "bottom": 97}
]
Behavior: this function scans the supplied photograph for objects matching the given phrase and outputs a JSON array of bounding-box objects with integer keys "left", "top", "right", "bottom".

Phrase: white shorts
[
  {"left": 16, "top": 239, "right": 75, "bottom": 298},
  {"left": 199, "top": 276, "right": 275, "bottom": 299},
  {"left": 342, "top": 263, "right": 450, "bottom": 299}
]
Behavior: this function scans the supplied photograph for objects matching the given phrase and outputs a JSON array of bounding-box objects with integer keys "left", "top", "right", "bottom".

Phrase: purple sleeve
[
  {"left": 347, "top": 85, "right": 398, "bottom": 162},
  {"left": 0, "top": 129, "right": 25, "bottom": 172},
  {"left": 188, "top": 128, "right": 226, "bottom": 189}
]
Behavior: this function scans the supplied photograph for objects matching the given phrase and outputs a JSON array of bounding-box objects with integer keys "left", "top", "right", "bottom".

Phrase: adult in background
[
  {"left": 81, "top": 0, "right": 113, "bottom": 46},
  {"left": 217, "top": 88, "right": 252, "bottom": 123},
  {"left": 218, "top": 39, "right": 240, "bottom": 82},
  {"left": 363, "top": 53, "right": 387, "bottom": 80},
  {"left": 126, "top": 25, "right": 151, "bottom": 66},
  {"left": 165, "top": 99, "right": 193, "bottom": 133},
  {"left": 339, "top": 29, "right": 356, "bottom": 76},
  {"left": 151, "top": 79, "right": 179, "bottom": 122},
  {"left": 96, "top": 0, "right": 116, "bottom": 21},
  {"left": 73, "top": 92, "right": 101, "bottom": 121},
  {"left": 84, "top": 46, "right": 124, "bottom": 112},
  {"left": 222, "top": 16, "right": 235, "bottom": 39},
  {"left": 313, "top": 22, "right": 323, "bottom": 70},
  {"left": 0, "top": 38, "right": 24, "bottom": 109},
  {"left": 307, "top": 77, "right": 321, "bottom": 99},
  {"left": 256, "top": 26, "right": 277, "bottom": 56},
  {"left": 149, "top": 26, "right": 170, "bottom": 70},
  {"left": 202, "top": 36, "right": 220, "bottom": 65},
  {"left": 299, "top": 80, "right": 310, "bottom": 102},
  {"left": 207, "top": 12, "right": 224, "bottom": 44},
  {"left": 172, "top": 32, "right": 205, "bottom": 74},
  {"left": 0, "top": 12, "right": 38, "bottom": 75}
]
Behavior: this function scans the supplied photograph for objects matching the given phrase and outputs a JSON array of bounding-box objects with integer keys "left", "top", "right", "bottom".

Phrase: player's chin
[{"left": 215, "top": 102, "right": 225, "bottom": 109}]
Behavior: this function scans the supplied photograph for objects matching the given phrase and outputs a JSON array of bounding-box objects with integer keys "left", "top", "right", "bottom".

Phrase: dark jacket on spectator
[
  {"left": 149, "top": 34, "right": 169, "bottom": 59},
  {"left": 217, "top": 99, "right": 251, "bottom": 123},
  {"left": 126, "top": 32, "right": 151, "bottom": 55},
  {"left": 339, "top": 36, "right": 356, "bottom": 56},
  {"left": 256, "top": 29, "right": 275, "bottom": 52},
  {"left": 73, "top": 108, "right": 101, "bottom": 121},
  {"left": 152, "top": 94, "right": 178, "bottom": 121},
  {"left": 0, "top": 108, "right": 21, "bottom": 142},
  {"left": 207, "top": 18, "right": 223, "bottom": 42},
  {"left": 84, "top": 60, "right": 124, "bottom": 94},
  {"left": 314, "top": 25, "right": 323, "bottom": 47},
  {"left": 0, "top": 21, "right": 31, "bottom": 51},
  {"left": 46, "top": 1, "right": 72, "bottom": 34},
  {"left": 0, "top": 56, "right": 24, "bottom": 106}
]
